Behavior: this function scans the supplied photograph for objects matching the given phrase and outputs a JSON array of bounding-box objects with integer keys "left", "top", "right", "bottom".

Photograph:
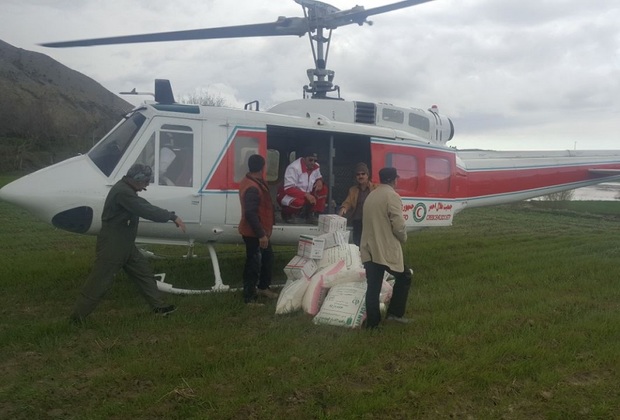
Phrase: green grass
[{"left": 1, "top": 177, "right": 619, "bottom": 418}]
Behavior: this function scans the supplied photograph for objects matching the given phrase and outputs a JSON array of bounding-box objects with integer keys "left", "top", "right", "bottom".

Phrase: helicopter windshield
[{"left": 88, "top": 112, "right": 147, "bottom": 176}]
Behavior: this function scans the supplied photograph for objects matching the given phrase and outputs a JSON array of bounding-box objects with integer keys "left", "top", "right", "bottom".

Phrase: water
[{"left": 570, "top": 183, "right": 620, "bottom": 201}]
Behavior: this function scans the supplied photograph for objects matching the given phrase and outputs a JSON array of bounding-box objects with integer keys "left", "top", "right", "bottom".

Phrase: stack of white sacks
[{"left": 276, "top": 215, "right": 393, "bottom": 328}]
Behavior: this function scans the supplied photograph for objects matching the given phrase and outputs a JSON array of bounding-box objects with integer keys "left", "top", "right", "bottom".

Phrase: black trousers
[
  {"left": 351, "top": 220, "right": 363, "bottom": 247},
  {"left": 363, "top": 261, "right": 412, "bottom": 328},
  {"left": 242, "top": 236, "right": 274, "bottom": 303}
]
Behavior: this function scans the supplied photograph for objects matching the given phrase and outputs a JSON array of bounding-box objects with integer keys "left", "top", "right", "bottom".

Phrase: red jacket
[{"left": 238, "top": 174, "right": 275, "bottom": 238}]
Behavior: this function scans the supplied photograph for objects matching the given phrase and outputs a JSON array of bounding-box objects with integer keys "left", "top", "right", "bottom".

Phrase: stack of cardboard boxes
[
  {"left": 283, "top": 214, "right": 349, "bottom": 281},
  {"left": 277, "top": 215, "right": 375, "bottom": 327}
]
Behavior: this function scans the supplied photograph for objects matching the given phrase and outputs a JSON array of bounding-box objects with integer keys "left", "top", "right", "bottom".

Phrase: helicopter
[{"left": 2, "top": 0, "right": 620, "bottom": 293}]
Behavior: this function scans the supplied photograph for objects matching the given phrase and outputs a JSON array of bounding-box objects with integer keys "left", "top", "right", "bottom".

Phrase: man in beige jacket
[
  {"left": 360, "top": 167, "right": 412, "bottom": 328},
  {"left": 337, "top": 162, "right": 377, "bottom": 246}
]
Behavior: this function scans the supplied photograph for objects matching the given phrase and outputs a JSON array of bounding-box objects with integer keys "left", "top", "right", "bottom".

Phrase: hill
[{"left": 0, "top": 39, "right": 133, "bottom": 171}]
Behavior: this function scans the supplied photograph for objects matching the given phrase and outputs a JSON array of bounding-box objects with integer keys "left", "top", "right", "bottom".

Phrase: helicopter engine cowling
[
  {"left": 268, "top": 99, "right": 455, "bottom": 144},
  {"left": 425, "top": 106, "right": 455, "bottom": 144}
]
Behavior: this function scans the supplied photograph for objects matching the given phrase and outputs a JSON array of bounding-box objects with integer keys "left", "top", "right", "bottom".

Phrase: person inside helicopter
[
  {"left": 338, "top": 162, "right": 377, "bottom": 246},
  {"left": 276, "top": 148, "right": 328, "bottom": 224},
  {"left": 159, "top": 134, "right": 177, "bottom": 186},
  {"left": 158, "top": 132, "right": 193, "bottom": 187}
]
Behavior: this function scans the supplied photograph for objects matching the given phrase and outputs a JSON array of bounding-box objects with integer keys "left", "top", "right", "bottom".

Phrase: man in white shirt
[{"left": 276, "top": 149, "right": 328, "bottom": 224}]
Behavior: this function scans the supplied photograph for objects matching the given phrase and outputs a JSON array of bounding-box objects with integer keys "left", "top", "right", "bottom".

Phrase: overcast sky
[{"left": 1, "top": 0, "right": 619, "bottom": 151}]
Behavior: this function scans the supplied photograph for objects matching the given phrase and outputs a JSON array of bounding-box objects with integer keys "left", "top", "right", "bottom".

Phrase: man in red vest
[{"left": 238, "top": 154, "right": 278, "bottom": 304}]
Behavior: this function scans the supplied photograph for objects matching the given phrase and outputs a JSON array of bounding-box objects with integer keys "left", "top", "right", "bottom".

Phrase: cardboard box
[
  {"left": 317, "top": 243, "right": 362, "bottom": 270},
  {"left": 284, "top": 255, "right": 318, "bottom": 280},
  {"left": 297, "top": 235, "right": 326, "bottom": 259},
  {"left": 318, "top": 214, "right": 347, "bottom": 233},
  {"left": 316, "top": 244, "right": 350, "bottom": 269},
  {"left": 318, "top": 230, "right": 350, "bottom": 249}
]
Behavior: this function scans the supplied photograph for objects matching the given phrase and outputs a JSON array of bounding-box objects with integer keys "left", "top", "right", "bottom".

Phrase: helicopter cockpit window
[
  {"left": 408, "top": 112, "right": 430, "bottom": 132},
  {"left": 133, "top": 133, "right": 156, "bottom": 183},
  {"left": 386, "top": 152, "right": 418, "bottom": 195},
  {"left": 158, "top": 124, "right": 194, "bottom": 187},
  {"left": 234, "top": 136, "right": 259, "bottom": 182},
  {"left": 88, "top": 113, "right": 146, "bottom": 176},
  {"left": 382, "top": 108, "right": 404, "bottom": 124}
]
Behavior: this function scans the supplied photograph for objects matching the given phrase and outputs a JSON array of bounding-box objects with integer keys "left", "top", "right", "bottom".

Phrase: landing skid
[{"left": 153, "top": 243, "right": 239, "bottom": 295}]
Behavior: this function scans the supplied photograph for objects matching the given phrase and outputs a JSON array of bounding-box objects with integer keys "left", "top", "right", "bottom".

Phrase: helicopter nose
[
  {"left": 0, "top": 175, "right": 45, "bottom": 215},
  {"left": 0, "top": 155, "right": 105, "bottom": 233},
  {"left": 1, "top": 177, "right": 94, "bottom": 233}
]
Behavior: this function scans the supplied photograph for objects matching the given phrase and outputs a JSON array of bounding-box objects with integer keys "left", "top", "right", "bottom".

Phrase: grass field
[{"left": 1, "top": 175, "right": 619, "bottom": 419}]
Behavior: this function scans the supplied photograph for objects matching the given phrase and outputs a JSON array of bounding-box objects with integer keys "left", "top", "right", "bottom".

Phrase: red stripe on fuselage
[
  {"left": 371, "top": 141, "right": 620, "bottom": 200},
  {"left": 464, "top": 163, "right": 620, "bottom": 198},
  {"left": 203, "top": 129, "right": 267, "bottom": 191}
]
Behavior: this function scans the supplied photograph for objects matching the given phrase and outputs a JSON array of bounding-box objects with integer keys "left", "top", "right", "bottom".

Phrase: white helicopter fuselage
[{"left": 2, "top": 97, "right": 620, "bottom": 249}]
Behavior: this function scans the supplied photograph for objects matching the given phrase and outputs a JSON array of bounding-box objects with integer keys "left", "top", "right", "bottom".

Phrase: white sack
[
  {"left": 275, "top": 278, "right": 310, "bottom": 315},
  {"left": 322, "top": 268, "right": 366, "bottom": 288},
  {"left": 301, "top": 260, "right": 346, "bottom": 315},
  {"left": 313, "top": 281, "right": 367, "bottom": 328}
]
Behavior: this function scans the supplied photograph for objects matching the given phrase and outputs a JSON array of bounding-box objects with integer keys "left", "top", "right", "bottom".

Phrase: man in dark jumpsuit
[{"left": 70, "top": 163, "right": 186, "bottom": 322}]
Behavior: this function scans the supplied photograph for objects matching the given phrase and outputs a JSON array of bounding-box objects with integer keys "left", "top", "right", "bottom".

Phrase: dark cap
[
  {"left": 127, "top": 163, "right": 152, "bottom": 182},
  {"left": 379, "top": 167, "right": 399, "bottom": 184},
  {"left": 300, "top": 147, "right": 318, "bottom": 159},
  {"left": 355, "top": 162, "right": 369, "bottom": 174}
]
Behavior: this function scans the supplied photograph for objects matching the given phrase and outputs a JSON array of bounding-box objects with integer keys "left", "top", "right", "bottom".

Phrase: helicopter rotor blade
[
  {"left": 40, "top": 18, "right": 308, "bottom": 48},
  {"left": 40, "top": 1, "right": 435, "bottom": 48},
  {"left": 359, "top": 0, "right": 435, "bottom": 18},
  {"left": 324, "top": 0, "right": 435, "bottom": 28}
]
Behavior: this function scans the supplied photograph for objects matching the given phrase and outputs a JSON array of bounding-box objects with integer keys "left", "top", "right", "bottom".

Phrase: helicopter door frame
[
  {"left": 210, "top": 127, "right": 268, "bottom": 226},
  {"left": 264, "top": 124, "right": 373, "bottom": 223},
  {"left": 122, "top": 116, "right": 203, "bottom": 224}
]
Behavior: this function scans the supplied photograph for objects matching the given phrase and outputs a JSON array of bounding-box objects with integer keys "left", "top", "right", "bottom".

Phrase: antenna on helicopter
[
  {"left": 119, "top": 80, "right": 176, "bottom": 104},
  {"left": 41, "top": 0, "right": 435, "bottom": 100},
  {"left": 119, "top": 87, "right": 154, "bottom": 97}
]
